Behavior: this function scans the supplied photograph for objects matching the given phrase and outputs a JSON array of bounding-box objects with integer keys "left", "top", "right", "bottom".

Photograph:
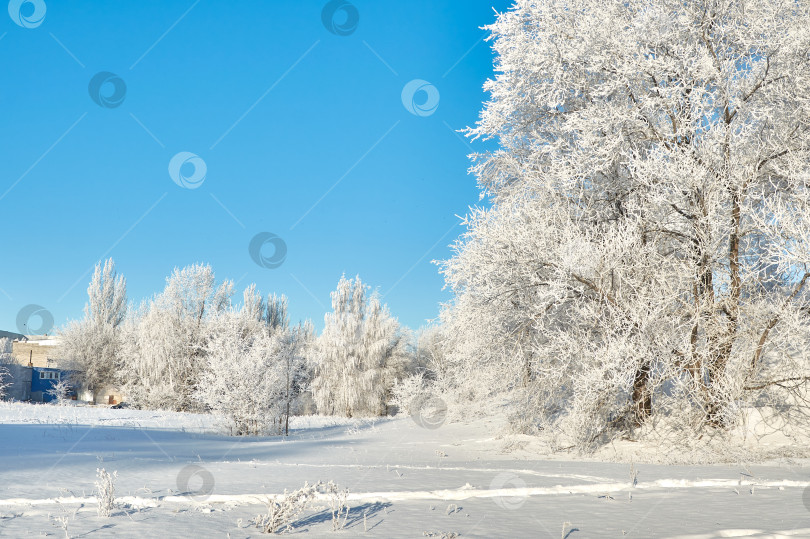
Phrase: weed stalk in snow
[
  {"left": 253, "top": 482, "right": 318, "bottom": 534},
  {"left": 95, "top": 468, "right": 117, "bottom": 517},
  {"left": 323, "top": 480, "right": 350, "bottom": 531}
]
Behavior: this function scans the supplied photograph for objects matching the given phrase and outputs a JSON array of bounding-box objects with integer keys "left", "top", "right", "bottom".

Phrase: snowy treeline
[
  {"left": 435, "top": 0, "right": 810, "bottom": 448},
  {"left": 58, "top": 260, "right": 421, "bottom": 435}
]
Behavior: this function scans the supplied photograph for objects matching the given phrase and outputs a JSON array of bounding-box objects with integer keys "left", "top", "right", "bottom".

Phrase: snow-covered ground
[{"left": 1, "top": 402, "right": 809, "bottom": 538}]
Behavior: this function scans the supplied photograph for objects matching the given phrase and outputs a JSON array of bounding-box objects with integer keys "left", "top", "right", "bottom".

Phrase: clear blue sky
[{"left": 0, "top": 0, "right": 509, "bottom": 334}]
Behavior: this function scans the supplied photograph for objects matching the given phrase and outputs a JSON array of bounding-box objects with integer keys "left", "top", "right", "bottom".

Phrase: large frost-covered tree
[
  {"left": 59, "top": 259, "right": 127, "bottom": 403},
  {"left": 121, "top": 263, "right": 233, "bottom": 410},
  {"left": 311, "top": 275, "right": 409, "bottom": 417},
  {"left": 442, "top": 0, "right": 810, "bottom": 446}
]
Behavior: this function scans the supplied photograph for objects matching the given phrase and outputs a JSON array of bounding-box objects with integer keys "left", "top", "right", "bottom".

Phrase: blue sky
[{"left": 0, "top": 0, "right": 509, "bottom": 334}]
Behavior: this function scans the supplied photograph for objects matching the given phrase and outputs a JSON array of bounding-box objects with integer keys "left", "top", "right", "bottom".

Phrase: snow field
[{"left": 1, "top": 402, "right": 810, "bottom": 537}]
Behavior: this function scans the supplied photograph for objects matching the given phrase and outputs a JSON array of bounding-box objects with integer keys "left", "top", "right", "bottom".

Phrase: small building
[
  {"left": 30, "top": 367, "right": 78, "bottom": 403},
  {"left": 8, "top": 335, "right": 123, "bottom": 404},
  {"left": 1, "top": 336, "right": 72, "bottom": 402},
  {"left": 2, "top": 333, "right": 125, "bottom": 405}
]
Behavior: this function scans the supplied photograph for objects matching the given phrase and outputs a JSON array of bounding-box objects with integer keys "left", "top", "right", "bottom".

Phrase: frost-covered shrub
[
  {"left": 253, "top": 482, "right": 318, "bottom": 534},
  {"left": 390, "top": 373, "right": 428, "bottom": 415},
  {"left": 95, "top": 468, "right": 117, "bottom": 517},
  {"left": 323, "top": 480, "right": 350, "bottom": 531},
  {"left": 46, "top": 378, "right": 73, "bottom": 405}
]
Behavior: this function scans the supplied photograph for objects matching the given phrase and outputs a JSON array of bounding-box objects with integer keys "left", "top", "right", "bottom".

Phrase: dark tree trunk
[{"left": 631, "top": 361, "right": 652, "bottom": 427}]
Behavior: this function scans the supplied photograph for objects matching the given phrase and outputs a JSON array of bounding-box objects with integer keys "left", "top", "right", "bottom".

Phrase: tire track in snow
[
  {"left": 666, "top": 530, "right": 810, "bottom": 539},
  {"left": 1, "top": 478, "right": 807, "bottom": 508},
  {"left": 235, "top": 461, "right": 614, "bottom": 483}
]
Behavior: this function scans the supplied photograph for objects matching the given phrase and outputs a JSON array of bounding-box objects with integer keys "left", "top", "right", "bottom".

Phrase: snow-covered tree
[
  {"left": 196, "top": 310, "right": 283, "bottom": 435},
  {"left": 46, "top": 377, "right": 73, "bottom": 405},
  {"left": 59, "top": 259, "right": 126, "bottom": 403},
  {"left": 196, "top": 288, "right": 310, "bottom": 435},
  {"left": 251, "top": 287, "right": 312, "bottom": 431},
  {"left": 241, "top": 283, "right": 265, "bottom": 324},
  {"left": 121, "top": 263, "right": 233, "bottom": 411},
  {"left": 0, "top": 366, "right": 9, "bottom": 401},
  {"left": 0, "top": 337, "right": 12, "bottom": 365},
  {"left": 0, "top": 338, "right": 12, "bottom": 400},
  {"left": 442, "top": 0, "right": 810, "bottom": 446},
  {"left": 288, "top": 319, "right": 316, "bottom": 415},
  {"left": 414, "top": 325, "right": 448, "bottom": 378},
  {"left": 266, "top": 293, "right": 289, "bottom": 333},
  {"left": 87, "top": 258, "right": 128, "bottom": 327},
  {"left": 311, "top": 275, "right": 408, "bottom": 417},
  {"left": 278, "top": 319, "right": 314, "bottom": 432}
]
